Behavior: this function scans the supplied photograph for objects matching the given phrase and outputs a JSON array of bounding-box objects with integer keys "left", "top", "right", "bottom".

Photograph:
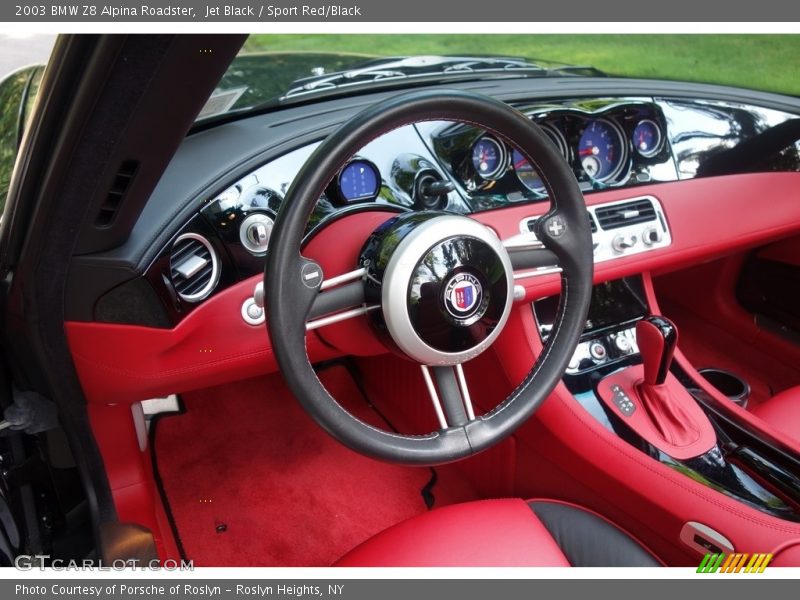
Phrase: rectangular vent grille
[
  {"left": 95, "top": 160, "right": 139, "bottom": 227},
  {"left": 594, "top": 198, "right": 656, "bottom": 230}
]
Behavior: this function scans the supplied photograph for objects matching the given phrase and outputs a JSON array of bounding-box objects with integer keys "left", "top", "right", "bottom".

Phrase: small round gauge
[
  {"left": 512, "top": 126, "right": 569, "bottom": 193},
  {"left": 632, "top": 119, "right": 663, "bottom": 157},
  {"left": 578, "top": 118, "right": 628, "bottom": 183},
  {"left": 471, "top": 136, "right": 507, "bottom": 180},
  {"left": 338, "top": 159, "right": 380, "bottom": 202}
]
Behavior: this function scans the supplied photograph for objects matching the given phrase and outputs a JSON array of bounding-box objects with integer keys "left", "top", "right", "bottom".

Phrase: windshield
[{"left": 198, "top": 34, "right": 800, "bottom": 122}]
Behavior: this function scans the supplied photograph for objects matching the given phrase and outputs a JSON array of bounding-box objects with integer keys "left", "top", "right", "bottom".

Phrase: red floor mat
[{"left": 154, "top": 366, "right": 447, "bottom": 566}]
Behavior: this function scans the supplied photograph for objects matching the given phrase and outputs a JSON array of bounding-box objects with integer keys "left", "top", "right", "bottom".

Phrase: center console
[
  {"left": 533, "top": 275, "right": 800, "bottom": 538},
  {"left": 535, "top": 278, "right": 647, "bottom": 375}
]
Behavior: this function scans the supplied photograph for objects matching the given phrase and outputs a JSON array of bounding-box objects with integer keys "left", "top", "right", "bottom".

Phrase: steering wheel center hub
[{"left": 361, "top": 213, "right": 514, "bottom": 365}]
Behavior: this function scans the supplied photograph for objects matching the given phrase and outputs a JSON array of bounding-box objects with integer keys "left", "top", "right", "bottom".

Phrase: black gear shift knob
[{"left": 636, "top": 315, "right": 678, "bottom": 386}]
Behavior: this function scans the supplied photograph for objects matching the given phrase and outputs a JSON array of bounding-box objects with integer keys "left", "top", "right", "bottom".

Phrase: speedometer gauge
[
  {"left": 578, "top": 119, "right": 627, "bottom": 183},
  {"left": 471, "top": 136, "right": 506, "bottom": 180}
]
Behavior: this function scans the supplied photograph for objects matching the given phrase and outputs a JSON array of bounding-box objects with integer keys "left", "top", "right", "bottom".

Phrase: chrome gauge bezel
[
  {"left": 512, "top": 123, "right": 570, "bottom": 194},
  {"left": 632, "top": 118, "right": 664, "bottom": 158},
  {"left": 470, "top": 135, "right": 508, "bottom": 181},
  {"left": 542, "top": 123, "right": 569, "bottom": 161},
  {"left": 336, "top": 158, "right": 382, "bottom": 203},
  {"left": 578, "top": 117, "right": 629, "bottom": 184}
]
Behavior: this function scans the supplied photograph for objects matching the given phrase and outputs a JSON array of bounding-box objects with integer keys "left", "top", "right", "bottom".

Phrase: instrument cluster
[{"left": 432, "top": 100, "right": 674, "bottom": 208}]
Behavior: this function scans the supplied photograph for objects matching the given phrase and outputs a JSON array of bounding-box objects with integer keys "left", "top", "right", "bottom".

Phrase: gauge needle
[
  {"left": 514, "top": 158, "right": 528, "bottom": 168},
  {"left": 579, "top": 147, "right": 599, "bottom": 157}
]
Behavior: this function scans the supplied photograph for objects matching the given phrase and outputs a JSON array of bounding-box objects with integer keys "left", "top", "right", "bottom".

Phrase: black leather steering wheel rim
[{"left": 265, "top": 89, "right": 593, "bottom": 465}]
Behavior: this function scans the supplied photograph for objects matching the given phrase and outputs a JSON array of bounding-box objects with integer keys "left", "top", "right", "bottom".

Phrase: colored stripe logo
[{"left": 697, "top": 553, "right": 773, "bottom": 573}]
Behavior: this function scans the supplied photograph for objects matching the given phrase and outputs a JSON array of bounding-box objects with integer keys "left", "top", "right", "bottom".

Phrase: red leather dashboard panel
[
  {"left": 66, "top": 172, "right": 800, "bottom": 406},
  {"left": 473, "top": 172, "right": 800, "bottom": 301},
  {"left": 66, "top": 277, "right": 340, "bottom": 405},
  {"left": 65, "top": 210, "right": 398, "bottom": 406}
]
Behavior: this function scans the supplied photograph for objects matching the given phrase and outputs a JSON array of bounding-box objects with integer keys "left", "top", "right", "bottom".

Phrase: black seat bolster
[{"left": 530, "top": 501, "right": 661, "bottom": 567}]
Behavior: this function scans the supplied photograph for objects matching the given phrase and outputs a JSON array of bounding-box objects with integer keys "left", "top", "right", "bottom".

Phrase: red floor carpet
[{"left": 154, "top": 366, "right": 459, "bottom": 566}]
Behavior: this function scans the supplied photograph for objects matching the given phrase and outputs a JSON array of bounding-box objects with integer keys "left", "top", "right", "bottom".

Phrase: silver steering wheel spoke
[
  {"left": 420, "top": 364, "right": 476, "bottom": 430},
  {"left": 504, "top": 237, "right": 563, "bottom": 280},
  {"left": 254, "top": 266, "right": 378, "bottom": 331}
]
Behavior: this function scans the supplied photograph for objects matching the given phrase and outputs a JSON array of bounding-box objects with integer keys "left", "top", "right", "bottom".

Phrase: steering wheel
[{"left": 264, "top": 90, "right": 593, "bottom": 465}]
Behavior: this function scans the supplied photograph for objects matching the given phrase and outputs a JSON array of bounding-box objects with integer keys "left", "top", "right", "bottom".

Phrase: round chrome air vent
[{"left": 169, "top": 233, "right": 220, "bottom": 303}]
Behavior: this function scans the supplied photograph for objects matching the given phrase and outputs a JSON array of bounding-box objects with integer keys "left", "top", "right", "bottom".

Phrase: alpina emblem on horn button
[{"left": 444, "top": 273, "right": 483, "bottom": 319}]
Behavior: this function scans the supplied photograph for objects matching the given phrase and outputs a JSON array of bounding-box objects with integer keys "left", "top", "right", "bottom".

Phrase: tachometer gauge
[
  {"left": 512, "top": 125, "right": 568, "bottom": 193},
  {"left": 632, "top": 119, "right": 663, "bottom": 157},
  {"left": 338, "top": 159, "right": 380, "bottom": 202},
  {"left": 471, "top": 136, "right": 507, "bottom": 180},
  {"left": 578, "top": 119, "right": 627, "bottom": 183}
]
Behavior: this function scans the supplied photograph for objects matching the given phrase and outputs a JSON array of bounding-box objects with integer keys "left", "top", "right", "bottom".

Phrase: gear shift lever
[
  {"left": 597, "top": 314, "right": 715, "bottom": 460},
  {"left": 637, "top": 316, "right": 678, "bottom": 386}
]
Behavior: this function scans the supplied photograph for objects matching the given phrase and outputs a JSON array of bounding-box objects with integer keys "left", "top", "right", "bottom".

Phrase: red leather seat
[
  {"left": 335, "top": 498, "right": 662, "bottom": 567},
  {"left": 752, "top": 387, "right": 800, "bottom": 441}
]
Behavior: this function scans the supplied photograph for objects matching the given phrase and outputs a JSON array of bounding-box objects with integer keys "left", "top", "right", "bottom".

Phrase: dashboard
[{"left": 62, "top": 80, "right": 800, "bottom": 335}]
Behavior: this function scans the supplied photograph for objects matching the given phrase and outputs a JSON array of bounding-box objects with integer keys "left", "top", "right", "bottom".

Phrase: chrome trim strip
[
  {"left": 305, "top": 305, "right": 379, "bottom": 331},
  {"left": 502, "top": 234, "right": 546, "bottom": 250},
  {"left": 513, "top": 266, "right": 563, "bottom": 280},
  {"left": 319, "top": 267, "right": 367, "bottom": 291}
]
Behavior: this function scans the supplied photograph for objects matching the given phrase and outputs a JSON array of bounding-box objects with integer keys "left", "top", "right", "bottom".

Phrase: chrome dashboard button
[{"left": 589, "top": 341, "right": 607, "bottom": 361}]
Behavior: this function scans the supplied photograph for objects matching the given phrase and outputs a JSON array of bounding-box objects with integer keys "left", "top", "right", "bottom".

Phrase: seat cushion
[
  {"left": 531, "top": 501, "right": 661, "bottom": 567},
  {"left": 334, "top": 498, "right": 660, "bottom": 567},
  {"left": 752, "top": 387, "right": 800, "bottom": 441}
]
